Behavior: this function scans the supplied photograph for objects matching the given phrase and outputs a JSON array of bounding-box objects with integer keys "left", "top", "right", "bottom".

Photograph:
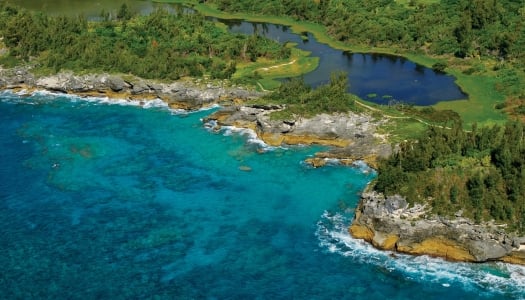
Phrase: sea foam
[{"left": 316, "top": 211, "right": 525, "bottom": 299}]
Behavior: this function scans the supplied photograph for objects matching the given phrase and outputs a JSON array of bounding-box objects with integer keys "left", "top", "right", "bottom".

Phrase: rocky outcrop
[
  {"left": 204, "top": 105, "right": 392, "bottom": 167},
  {"left": 0, "top": 67, "right": 263, "bottom": 110},
  {"left": 350, "top": 191, "right": 525, "bottom": 264}
]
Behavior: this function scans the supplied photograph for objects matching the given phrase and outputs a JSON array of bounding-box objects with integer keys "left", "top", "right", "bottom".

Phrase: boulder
[
  {"left": 131, "top": 80, "right": 150, "bottom": 94},
  {"left": 107, "top": 76, "right": 127, "bottom": 92}
]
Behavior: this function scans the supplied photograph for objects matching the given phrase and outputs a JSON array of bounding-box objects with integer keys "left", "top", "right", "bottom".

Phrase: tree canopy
[
  {"left": 375, "top": 121, "right": 525, "bottom": 232},
  {"left": 0, "top": 3, "right": 290, "bottom": 80}
]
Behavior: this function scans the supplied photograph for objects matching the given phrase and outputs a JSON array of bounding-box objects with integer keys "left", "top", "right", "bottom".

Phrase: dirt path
[
  {"left": 354, "top": 100, "right": 448, "bottom": 129},
  {"left": 257, "top": 59, "right": 296, "bottom": 72}
]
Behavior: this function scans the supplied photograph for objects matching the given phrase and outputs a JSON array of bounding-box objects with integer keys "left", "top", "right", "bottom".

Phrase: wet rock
[
  {"left": 131, "top": 80, "right": 150, "bottom": 94},
  {"left": 0, "top": 67, "right": 264, "bottom": 110},
  {"left": 205, "top": 104, "right": 391, "bottom": 167}
]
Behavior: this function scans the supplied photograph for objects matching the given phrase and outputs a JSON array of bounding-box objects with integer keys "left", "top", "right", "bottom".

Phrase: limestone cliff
[
  {"left": 0, "top": 67, "right": 262, "bottom": 110},
  {"left": 350, "top": 191, "right": 525, "bottom": 264},
  {"left": 204, "top": 105, "right": 392, "bottom": 168}
]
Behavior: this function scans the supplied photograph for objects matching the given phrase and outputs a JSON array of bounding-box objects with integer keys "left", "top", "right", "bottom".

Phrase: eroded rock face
[
  {"left": 204, "top": 105, "right": 392, "bottom": 167},
  {"left": 0, "top": 67, "right": 263, "bottom": 110},
  {"left": 351, "top": 191, "right": 525, "bottom": 264}
]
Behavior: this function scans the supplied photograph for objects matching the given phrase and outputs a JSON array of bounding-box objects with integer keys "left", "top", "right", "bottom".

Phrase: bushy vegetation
[
  {"left": 375, "top": 121, "right": 525, "bottom": 231},
  {"left": 262, "top": 71, "right": 358, "bottom": 117},
  {"left": 207, "top": 0, "right": 524, "bottom": 62},
  {"left": 206, "top": 0, "right": 525, "bottom": 100},
  {"left": 0, "top": 3, "right": 290, "bottom": 80}
]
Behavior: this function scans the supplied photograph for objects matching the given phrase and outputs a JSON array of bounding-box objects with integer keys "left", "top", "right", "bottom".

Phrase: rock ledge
[{"left": 350, "top": 191, "right": 525, "bottom": 264}]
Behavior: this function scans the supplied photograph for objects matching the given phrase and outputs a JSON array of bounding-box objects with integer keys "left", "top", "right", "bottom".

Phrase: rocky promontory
[
  {"left": 350, "top": 191, "right": 525, "bottom": 264},
  {"left": 0, "top": 67, "right": 263, "bottom": 110},
  {"left": 204, "top": 105, "right": 392, "bottom": 168},
  {"left": 1, "top": 66, "right": 391, "bottom": 166}
]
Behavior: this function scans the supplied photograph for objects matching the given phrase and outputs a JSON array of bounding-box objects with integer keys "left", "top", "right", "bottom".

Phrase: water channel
[{"left": 14, "top": 0, "right": 467, "bottom": 105}]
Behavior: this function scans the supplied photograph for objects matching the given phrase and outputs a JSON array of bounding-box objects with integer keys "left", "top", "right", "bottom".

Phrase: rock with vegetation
[
  {"left": 352, "top": 120, "right": 525, "bottom": 264},
  {"left": 374, "top": 121, "right": 525, "bottom": 232},
  {"left": 0, "top": 67, "right": 263, "bottom": 110},
  {"left": 205, "top": 104, "right": 391, "bottom": 167},
  {"left": 350, "top": 191, "right": 525, "bottom": 264}
]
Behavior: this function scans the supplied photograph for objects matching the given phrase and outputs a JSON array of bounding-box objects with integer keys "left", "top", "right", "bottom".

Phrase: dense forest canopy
[
  {"left": 205, "top": 0, "right": 525, "bottom": 106},
  {"left": 206, "top": 0, "right": 525, "bottom": 62},
  {"left": 0, "top": 3, "right": 290, "bottom": 80},
  {"left": 375, "top": 121, "right": 525, "bottom": 232},
  {"left": 262, "top": 71, "right": 359, "bottom": 117}
]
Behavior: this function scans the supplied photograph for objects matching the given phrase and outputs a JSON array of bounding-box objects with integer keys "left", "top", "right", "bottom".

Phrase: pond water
[{"left": 221, "top": 20, "right": 467, "bottom": 105}]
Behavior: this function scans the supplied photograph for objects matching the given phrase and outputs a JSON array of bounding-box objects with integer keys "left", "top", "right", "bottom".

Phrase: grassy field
[
  {"left": 434, "top": 72, "right": 507, "bottom": 126},
  {"left": 233, "top": 45, "right": 319, "bottom": 91}
]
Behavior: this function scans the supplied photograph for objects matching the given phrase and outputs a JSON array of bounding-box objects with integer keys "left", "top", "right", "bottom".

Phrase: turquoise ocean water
[{"left": 1, "top": 91, "right": 524, "bottom": 299}]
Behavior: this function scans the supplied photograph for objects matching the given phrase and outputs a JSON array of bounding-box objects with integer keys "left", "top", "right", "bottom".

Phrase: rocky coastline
[
  {"left": 350, "top": 191, "right": 525, "bottom": 264},
  {"left": 3, "top": 66, "right": 525, "bottom": 266},
  {"left": 0, "top": 66, "right": 392, "bottom": 166},
  {"left": 203, "top": 105, "right": 392, "bottom": 168},
  {"left": 0, "top": 66, "right": 263, "bottom": 110}
]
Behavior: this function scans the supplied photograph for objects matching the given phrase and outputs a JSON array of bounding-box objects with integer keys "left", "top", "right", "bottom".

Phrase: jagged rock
[
  {"left": 107, "top": 76, "right": 127, "bottom": 92},
  {"left": 351, "top": 191, "right": 525, "bottom": 264},
  {"left": 250, "top": 104, "right": 284, "bottom": 110},
  {"left": 0, "top": 67, "right": 264, "bottom": 110},
  {"left": 131, "top": 80, "right": 150, "bottom": 94},
  {"left": 148, "top": 83, "right": 163, "bottom": 93},
  {"left": 204, "top": 104, "right": 391, "bottom": 167}
]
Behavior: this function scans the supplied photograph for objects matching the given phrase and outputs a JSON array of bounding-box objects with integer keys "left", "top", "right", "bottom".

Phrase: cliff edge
[
  {"left": 0, "top": 67, "right": 262, "bottom": 110},
  {"left": 350, "top": 191, "right": 525, "bottom": 264}
]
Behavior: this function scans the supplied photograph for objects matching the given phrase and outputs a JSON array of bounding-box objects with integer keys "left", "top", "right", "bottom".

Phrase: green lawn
[
  {"left": 233, "top": 46, "right": 319, "bottom": 91},
  {"left": 434, "top": 72, "right": 507, "bottom": 127}
]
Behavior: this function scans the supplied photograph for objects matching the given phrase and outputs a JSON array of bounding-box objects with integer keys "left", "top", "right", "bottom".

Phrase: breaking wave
[{"left": 316, "top": 211, "right": 525, "bottom": 299}]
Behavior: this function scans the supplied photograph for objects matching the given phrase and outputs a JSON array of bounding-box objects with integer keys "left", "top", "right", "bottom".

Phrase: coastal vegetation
[
  {"left": 163, "top": 0, "right": 525, "bottom": 235},
  {"left": 2, "top": 0, "right": 525, "bottom": 236},
  {"left": 257, "top": 71, "right": 359, "bottom": 118},
  {"left": 0, "top": 3, "right": 290, "bottom": 80},
  {"left": 375, "top": 121, "right": 525, "bottom": 232},
  {"left": 163, "top": 0, "right": 525, "bottom": 124}
]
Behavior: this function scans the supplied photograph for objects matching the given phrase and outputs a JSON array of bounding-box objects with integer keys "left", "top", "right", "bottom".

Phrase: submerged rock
[{"left": 350, "top": 191, "right": 525, "bottom": 264}]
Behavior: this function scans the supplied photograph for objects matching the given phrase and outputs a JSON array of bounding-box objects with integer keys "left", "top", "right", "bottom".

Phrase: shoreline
[
  {"left": 350, "top": 191, "right": 525, "bottom": 265},
  {"left": 0, "top": 67, "right": 263, "bottom": 111},
  {"left": 3, "top": 67, "right": 525, "bottom": 266},
  {"left": 0, "top": 67, "right": 391, "bottom": 167}
]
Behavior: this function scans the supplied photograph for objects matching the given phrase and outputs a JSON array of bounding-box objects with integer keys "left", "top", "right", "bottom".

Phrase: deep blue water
[
  {"left": 1, "top": 92, "right": 524, "bottom": 299},
  {"left": 222, "top": 20, "right": 467, "bottom": 105}
]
